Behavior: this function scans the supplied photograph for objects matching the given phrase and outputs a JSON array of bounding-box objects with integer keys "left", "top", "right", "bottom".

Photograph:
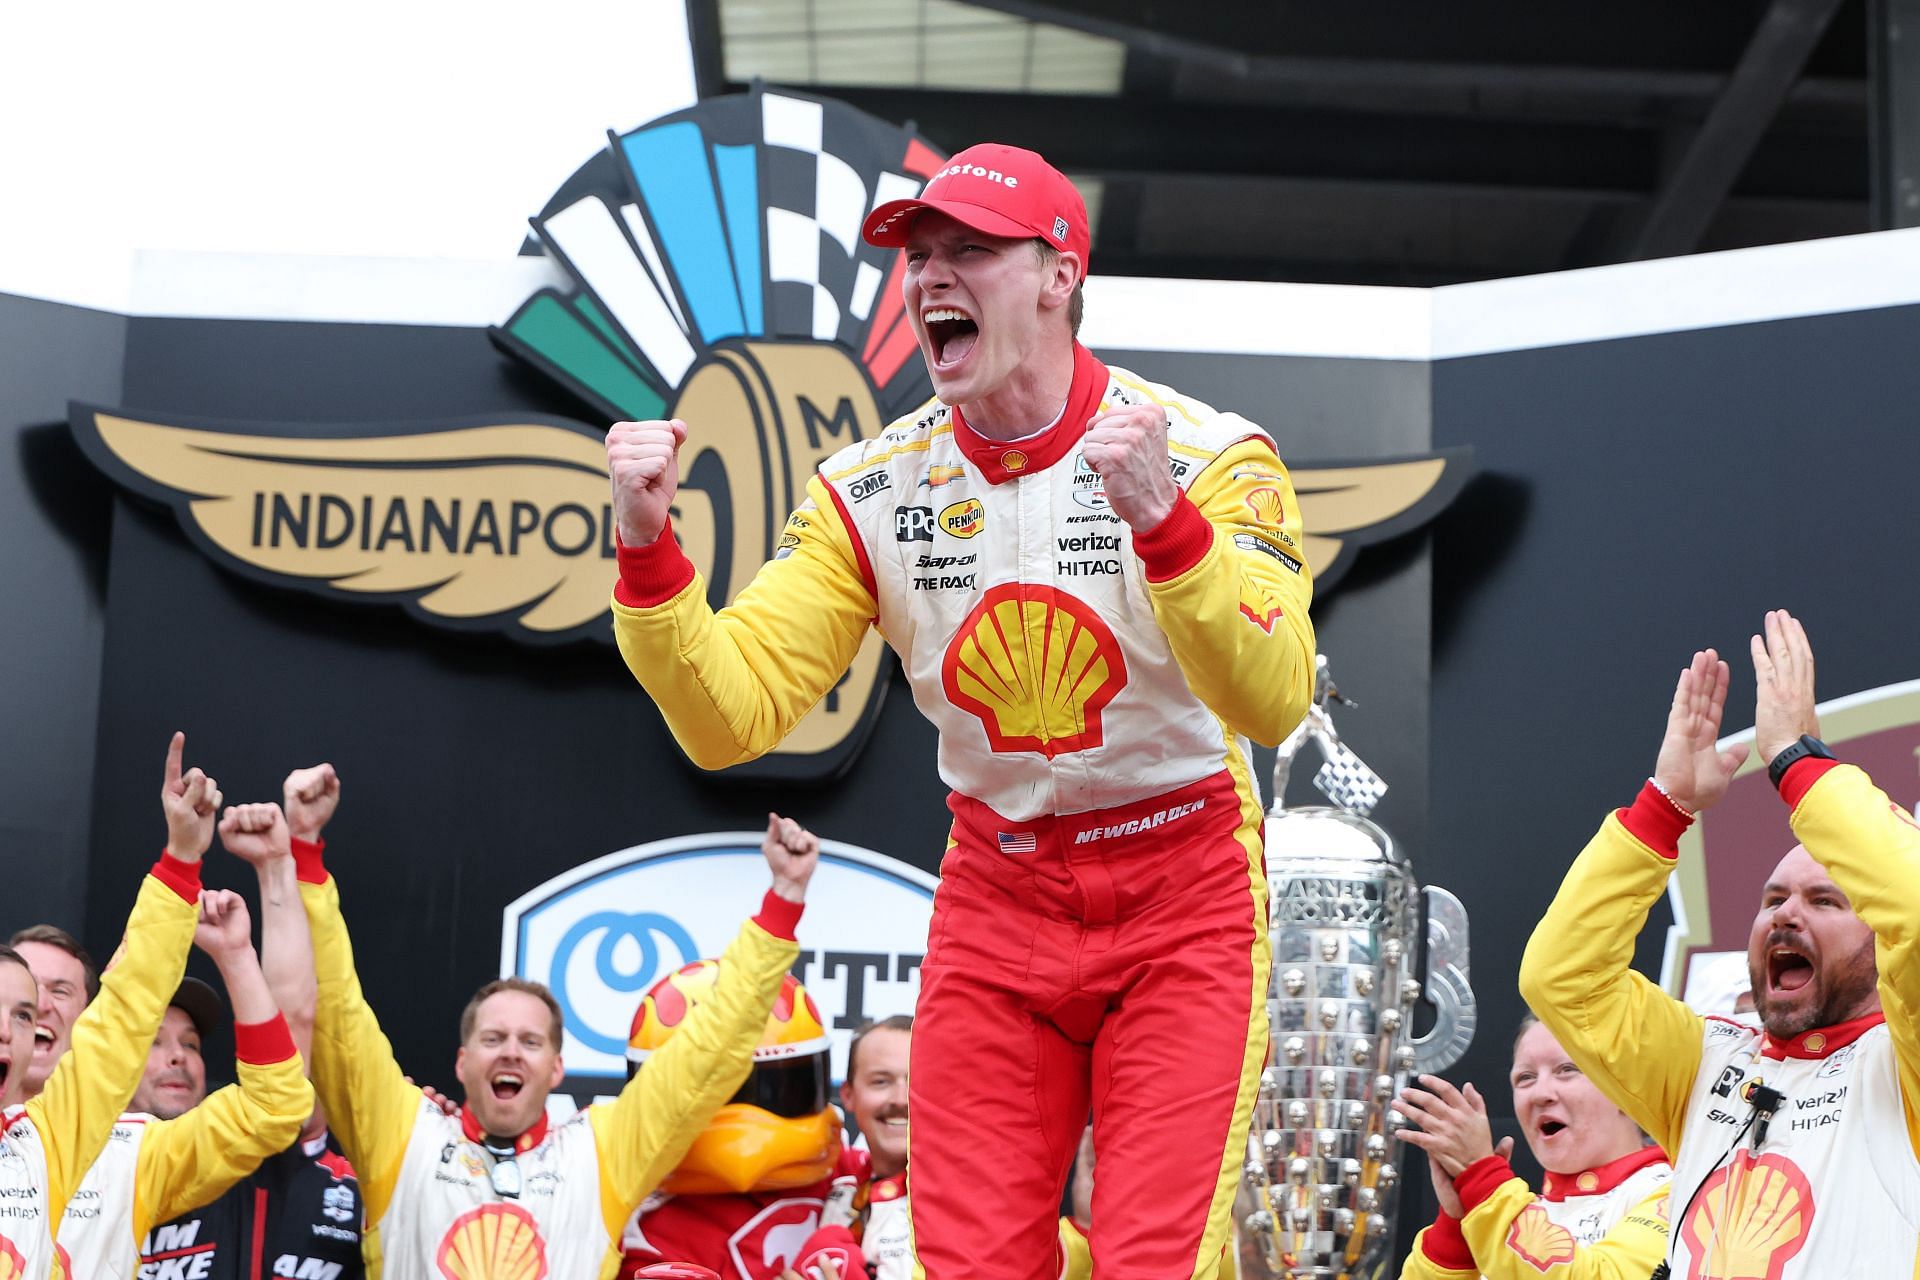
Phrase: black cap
[{"left": 169, "top": 977, "right": 224, "bottom": 1040}]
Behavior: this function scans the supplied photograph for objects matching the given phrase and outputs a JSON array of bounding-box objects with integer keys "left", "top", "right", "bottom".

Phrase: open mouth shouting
[
  {"left": 923, "top": 307, "right": 978, "bottom": 373},
  {"left": 490, "top": 1072, "right": 525, "bottom": 1103},
  {"left": 1765, "top": 940, "right": 1816, "bottom": 1001}
]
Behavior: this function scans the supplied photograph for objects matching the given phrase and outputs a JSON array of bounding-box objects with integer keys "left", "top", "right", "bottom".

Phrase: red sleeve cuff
[
  {"left": 1779, "top": 756, "right": 1842, "bottom": 811},
  {"left": 753, "top": 890, "right": 804, "bottom": 941},
  {"left": 1133, "top": 494, "right": 1215, "bottom": 582},
  {"left": 291, "top": 837, "right": 329, "bottom": 886},
  {"left": 1617, "top": 780, "right": 1694, "bottom": 858},
  {"left": 234, "top": 1014, "right": 299, "bottom": 1066},
  {"left": 151, "top": 850, "right": 203, "bottom": 903},
  {"left": 1454, "top": 1153, "right": 1516, "bottom": 1213},
  {"left": 1420, "top": 1212, "right": 1475, "bottom": 1271},
  {"left": 613, "top": 520, "right": 698, "bottom": 608}
]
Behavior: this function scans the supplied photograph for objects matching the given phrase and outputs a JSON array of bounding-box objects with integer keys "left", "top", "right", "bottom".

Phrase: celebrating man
[
  {"left": 294, "top": 768, "right": 820, "bottom": 1279},
  {"left": 606, "top": 142, "right": 1316, "bottom": 1278},
  {"left": 1521, "top": 611, "right": 1920, "bottom": 1274}
]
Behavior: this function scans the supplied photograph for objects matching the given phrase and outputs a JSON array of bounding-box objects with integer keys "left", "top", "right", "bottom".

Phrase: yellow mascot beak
[{"left": 661, "top": 1106, "right": 839, "bottom": 1195}]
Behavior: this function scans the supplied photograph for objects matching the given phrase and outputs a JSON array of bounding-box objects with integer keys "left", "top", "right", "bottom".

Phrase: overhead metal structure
[{"left": 692, "top": 0, "right": 1903, "bottom": 283}]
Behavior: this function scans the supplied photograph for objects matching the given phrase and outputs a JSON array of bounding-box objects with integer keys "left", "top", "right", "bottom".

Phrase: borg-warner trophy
[{"left": 1236, "top": 656, "right": 1476, "bottom": 1279}]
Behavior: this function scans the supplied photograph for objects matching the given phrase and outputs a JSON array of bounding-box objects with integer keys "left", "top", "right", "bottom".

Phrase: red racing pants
[{"left": 909, "top": 769, "right": 1270, "bottom": 1280}]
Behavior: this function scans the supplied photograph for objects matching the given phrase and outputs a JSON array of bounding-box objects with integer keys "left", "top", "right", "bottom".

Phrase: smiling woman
[{"left": 1393, "top": 1018, "right": 1672, "bottom": 1280}]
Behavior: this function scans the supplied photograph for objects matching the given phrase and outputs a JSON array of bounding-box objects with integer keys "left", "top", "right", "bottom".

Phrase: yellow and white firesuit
[
  {"left": 0, "top": 861, "right": 200, "bottom": 1280},
  {"left": 1521, "top": 761, "right": 1920, "bottom": 1278},
  {"left": 57, "top": 1015, "right": 312, "bottom": 1280},
  {"left": 293, "top": 840, "right": 801, "bottom": 1280}
]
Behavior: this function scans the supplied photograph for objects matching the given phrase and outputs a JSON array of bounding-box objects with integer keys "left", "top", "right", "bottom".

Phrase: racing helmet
[{"left": 629, "top": 959, "right": 838, "bottom": 1194}]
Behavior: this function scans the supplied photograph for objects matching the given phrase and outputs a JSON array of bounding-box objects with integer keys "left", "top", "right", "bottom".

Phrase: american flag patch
[{"left": 997, "top": 831, "right": 1037, "bottom": 855}]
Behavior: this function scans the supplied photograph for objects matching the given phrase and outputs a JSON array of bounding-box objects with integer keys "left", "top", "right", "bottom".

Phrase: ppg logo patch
[
  {"left": 894, "top": 505, "right": 935, "bottom": 542},
  {"left": 502, "top": 834, "right": 937, "bottom": 1080}
]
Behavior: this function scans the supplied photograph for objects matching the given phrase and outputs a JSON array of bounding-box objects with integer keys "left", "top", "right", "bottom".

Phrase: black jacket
[{"left": 138, "top": 1133, "right": 363, "bottom": 1280}]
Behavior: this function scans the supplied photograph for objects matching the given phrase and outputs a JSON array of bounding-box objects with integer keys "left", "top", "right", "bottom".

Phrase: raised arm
[
  {"left": 132, "top": 890, "right": 313, "bottom": 1231},
  {"left": 221, "top": 780, "right": 328, "bottom": 1064},
  {"left": 1751, "top": 609, "right": 1920, "bottom": 1154},
  {"left": 1082, "top": 407, "right": 1315, "bottom": 747},
  {"left": 590, "top": 813, "right": 815, "bottom": 1230},
  {"left": 607, "top": 419, "right": 877, "bottom": 770},
  {"left": 293, "top": 798, "right": 423, "bottom": 1230},
  {"left": 1520, "top": 652, "right": 1747, "bottom": 1153},
  {"left": 28, "top": 733, "right": 208, "bottom": 1219}
]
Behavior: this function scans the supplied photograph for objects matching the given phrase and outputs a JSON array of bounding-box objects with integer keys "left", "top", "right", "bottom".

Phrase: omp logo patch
[{"left": 847, "top": 472, "right": 891, "bottom": 502}]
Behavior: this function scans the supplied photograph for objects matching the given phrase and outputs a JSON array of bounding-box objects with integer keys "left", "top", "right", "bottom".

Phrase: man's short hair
[
  {"left": 459, "top": 978, "right": 564, "bottom": 1048},
  {"left": 8, "top": 925, "right": 98, "bottom": 1002},
  {"left": 846, "top": 1013, "right": 914, "bottom": 1079},
  {"left": 1032, "top": 242, "right": 1086, "bottom": 337},
  {"left": 0, "top": 944, "right": 28, "bottom": 977}
]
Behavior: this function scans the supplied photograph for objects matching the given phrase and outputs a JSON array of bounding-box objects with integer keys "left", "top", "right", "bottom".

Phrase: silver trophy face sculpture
[{"left": 1237, "top": 656, "right": 1477, "bottom": 1279}]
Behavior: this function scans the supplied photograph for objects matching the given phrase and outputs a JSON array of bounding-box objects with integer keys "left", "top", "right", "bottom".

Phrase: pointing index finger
[{"left": 164, "top": 732, "right": 185, "bottom": 792}]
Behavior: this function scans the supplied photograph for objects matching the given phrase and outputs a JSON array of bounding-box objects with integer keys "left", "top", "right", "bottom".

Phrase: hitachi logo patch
[{"left": 1073, "top": 798, "right": 1206, "bottom": 844}]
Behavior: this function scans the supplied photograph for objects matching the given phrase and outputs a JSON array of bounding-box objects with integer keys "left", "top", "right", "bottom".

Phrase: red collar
[
  {"left": 1761, "top": 1010, "right": 1886, "bottom": 1060},
  {"left": 459, "top": 1102, "right": 548, "bottom": 1154},
  {"left": 950, "top": 343, "right": 1109, "bottom": 484},
  {"left": 867, "top": 1170, "right": 908, "bottom": 1203},
  {"left": 1541, "top": 1145, "right": 1668, "bottom": 1201}
]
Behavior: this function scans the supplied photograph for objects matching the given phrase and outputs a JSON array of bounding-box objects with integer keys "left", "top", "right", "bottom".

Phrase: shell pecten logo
[
  {"left": 435, "top": 1202, "right": 549, "bottom": 1280},
  {"left": 1504, "top": 1204, "right": 1576, "bottom": 1273},
  {"left": 1679, "top": 1152, "right": 1812, "bottom": 1280},
  {"left": 941, "top": 584, "right": 1128, "bottom": 757},
  {"left": 0, "top": 1233, "right": 24, "bottom": 1280}
]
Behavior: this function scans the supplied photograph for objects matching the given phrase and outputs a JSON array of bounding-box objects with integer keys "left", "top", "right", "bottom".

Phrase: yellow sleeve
[
  {"left": 1782, "top": 762, "right": 1920, "bottom": 1152},
  {"left": 611, "top": 479, "right": 877, "bottom": 771},
  {"left": 299, "top": 873, "right": 423, "bottom": 1227},
  {"left": 1457, "top": 1179, "right": 1671, "bottom": 1279},
  {"left": 27, "top": 873, "right": 197, "bottom": 1220},
  {"left": 131, "top": 1046, "right": 314, "bottom": 1233},
  {"left": 1518, "top": 802, "right": 1704, "bottom": 1157},
  {"left": 1056, "top": 1218, "right": 1090, "bottom": 1280},
  {"left": 1140, "top": 439, "right": 1316, "bottom": 747},
  {"left": 589, "top": 913, "right": 800, "bottom": 1234}
]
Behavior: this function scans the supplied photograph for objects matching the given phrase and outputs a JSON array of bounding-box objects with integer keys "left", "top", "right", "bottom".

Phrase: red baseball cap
[{"left": 862, "top": 142, "right": 1090, "bottom": 277}]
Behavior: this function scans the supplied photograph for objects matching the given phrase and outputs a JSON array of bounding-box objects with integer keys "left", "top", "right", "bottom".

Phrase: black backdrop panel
[{"left": 1427, "top": 300, "right": 1920, "bottom": 1186}]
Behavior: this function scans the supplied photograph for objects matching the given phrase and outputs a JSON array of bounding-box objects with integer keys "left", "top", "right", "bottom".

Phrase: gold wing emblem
[
  {"left": 71, "top": 406, "right": 620, "bottom": 642},
  {"left": 1290, "top": 449, "right": 1473, "bottom": 587}
]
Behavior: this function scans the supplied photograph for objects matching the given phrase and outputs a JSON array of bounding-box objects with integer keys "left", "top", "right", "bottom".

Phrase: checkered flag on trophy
[{"left": 1312, "top": 737, "right": 1388, "bottom": 816}]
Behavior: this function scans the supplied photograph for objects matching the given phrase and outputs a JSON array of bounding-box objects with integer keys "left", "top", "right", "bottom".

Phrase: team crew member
[
  {"left": 0, "top": 734, "right": 217, "bottom": 1280},
  {"left": 606, "top": 142, "right": 1315, "bottom": 1280},
  {"left": 47, "top": 876, "right": 311, "bottom": 1280},
  {"left": 819, "top": 1016, "right": 913, "bottom": 1280},
  {"left": 1521, "top": 611, "right": 1920, "bottom": 1275},
  {"left": 295, "top": 784, "right": 820, "bottom": 1280},
  {"left": 134, "top": 793, "right": 363, "bottom": 1280},
  {"left": 1394, "top": 1018, "right": 1669, "bottom": 1279},
  {"left": 621, "top": 822, "right": 857, "bottom": 1280}
]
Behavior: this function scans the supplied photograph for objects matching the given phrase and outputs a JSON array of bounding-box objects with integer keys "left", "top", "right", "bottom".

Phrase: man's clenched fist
[
  {"left": 1081, "top": 405, "right": 1177, "bottom": 530},
  {"left": 607, "top": 418, "right": 689, "bottom": 548}
]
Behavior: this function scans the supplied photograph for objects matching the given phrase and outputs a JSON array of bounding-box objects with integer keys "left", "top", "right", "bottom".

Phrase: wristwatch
[{"left": 1767, "top": 734, "right": 1836, "bottom": 791}]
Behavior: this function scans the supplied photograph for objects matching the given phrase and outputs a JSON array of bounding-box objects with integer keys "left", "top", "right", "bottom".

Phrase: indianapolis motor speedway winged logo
[{"left": 70, "top": 87, "right": 1470, "bottom": 780}]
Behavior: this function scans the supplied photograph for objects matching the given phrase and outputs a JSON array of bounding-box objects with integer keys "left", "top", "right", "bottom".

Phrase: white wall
[{"left": 0, "top": 0, "right": 697, "bottom": 309}]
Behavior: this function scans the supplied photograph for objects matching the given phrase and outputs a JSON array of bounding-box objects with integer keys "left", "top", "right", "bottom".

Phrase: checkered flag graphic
[{"left": 1313, "top": 739, "right": 1388, "bottom": 816}]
